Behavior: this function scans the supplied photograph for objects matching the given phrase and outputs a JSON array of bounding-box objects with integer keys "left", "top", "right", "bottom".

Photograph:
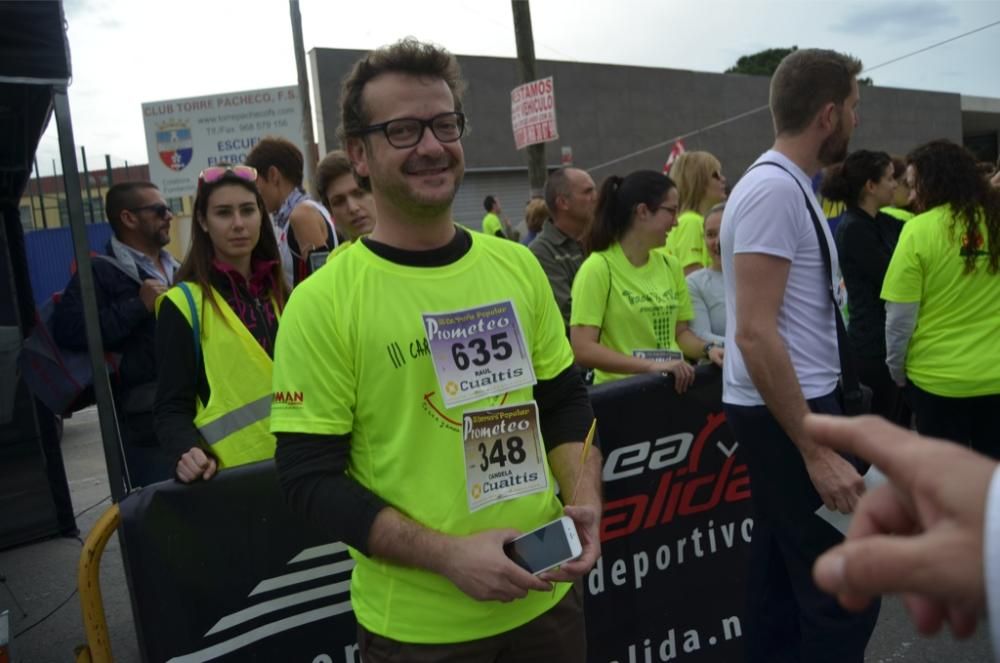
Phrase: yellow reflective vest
[{"left": 160, "top": 283, "right": 278, "bottom": 468}]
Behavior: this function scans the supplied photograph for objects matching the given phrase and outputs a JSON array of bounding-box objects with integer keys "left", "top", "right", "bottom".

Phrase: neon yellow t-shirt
[
  {"left": 881, "top": 206, "right": 915, "bottom": 222},
  {"left": 481, "top": 212, "right": 503, "bottom": 237},
  {"left": 881, "top": 204, "right": 1000, "bottom": 397},
  {"left": 570, "top": 243, "right": 694, "bottom": 384},
  {"left": 324, "top": 237, "right": 355, "bottom": 263},
  {"left": 664, "top": 210, "right": 710, "bottom": 269},
  {"left": 271, "top": 230, "right": 573, "bottom": 643}
]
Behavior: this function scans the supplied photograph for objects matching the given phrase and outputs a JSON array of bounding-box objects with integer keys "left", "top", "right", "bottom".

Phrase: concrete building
[
  {"left": 19, "top": 51, "right": 1000, "bottom": 234},
  {"left": 310, "top": 48, "right": 1000, "bottom": 229}
]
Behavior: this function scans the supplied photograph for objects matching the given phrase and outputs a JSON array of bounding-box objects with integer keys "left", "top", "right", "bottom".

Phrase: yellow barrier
[{"left": 74, "top": 504, "right": 120, "bottom": 663}]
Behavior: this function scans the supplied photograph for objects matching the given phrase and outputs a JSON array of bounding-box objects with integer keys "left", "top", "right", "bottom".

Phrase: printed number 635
[{"left": 452, "top": 332, "right": 512, "bottom": 370}]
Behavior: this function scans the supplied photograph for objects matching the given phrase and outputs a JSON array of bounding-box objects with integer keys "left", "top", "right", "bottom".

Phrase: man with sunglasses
[
  {"left": 271, "top": 39, "right": 601, "bottom": 661},
  {"left": 54, "top": 181, "right": 179, "bottom": 487}
]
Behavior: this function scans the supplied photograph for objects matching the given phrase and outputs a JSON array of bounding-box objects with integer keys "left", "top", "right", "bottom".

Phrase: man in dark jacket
[{"left": 53, "top": 181, "right": 179, "bottom": 486}]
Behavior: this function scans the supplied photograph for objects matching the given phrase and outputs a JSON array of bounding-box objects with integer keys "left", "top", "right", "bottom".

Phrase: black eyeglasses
[
  {"left": 356, "top": 112, "right": 466, "bottom": 148},
  {"left": 128, "top": 203, "right": 173, "bottom": 219}
]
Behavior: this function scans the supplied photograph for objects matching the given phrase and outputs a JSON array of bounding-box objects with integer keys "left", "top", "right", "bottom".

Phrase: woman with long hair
[
  {"left": 821, "top": 149, "right": 908, "bottom": 425},
  {"left": 570, "top": 170, "right": 724, "bottom": 389},
  {"left": 883, "top": 139, "right": 1000, "bottom": 457},
  {"left": 154, "top": 165, "right": 290, "bottom": 482},
  {"left": 664, "top": 151, "right": 728, "bottom": 275}
]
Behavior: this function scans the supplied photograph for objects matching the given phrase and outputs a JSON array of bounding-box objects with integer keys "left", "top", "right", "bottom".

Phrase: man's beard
[
  {"left": 144, "top": 224, "right": 171, "bottom": 248},
  {"left": 818, "top": 121, "right": 850, "bottom": 166}
]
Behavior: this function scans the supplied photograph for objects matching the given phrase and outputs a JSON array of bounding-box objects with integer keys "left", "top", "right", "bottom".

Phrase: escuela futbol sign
[
  {"left": 511, "top": 76, "right": 559, "bottom": 150},
  {"left": 141, "top": 86, "right": 304, "bottom": 198}
]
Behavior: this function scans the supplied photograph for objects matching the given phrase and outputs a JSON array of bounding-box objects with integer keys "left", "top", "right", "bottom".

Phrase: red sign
[
  {"left": 663, "top": 140, "right": 686, "bottom": 174},
  {"left": 511, "top": 76, "right": 558, "bottom": 150}
]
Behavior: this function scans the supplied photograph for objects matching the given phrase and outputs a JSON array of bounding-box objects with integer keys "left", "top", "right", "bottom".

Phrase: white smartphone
[{"left": 503, "top": 516, "right": 583, "bottom": 575}]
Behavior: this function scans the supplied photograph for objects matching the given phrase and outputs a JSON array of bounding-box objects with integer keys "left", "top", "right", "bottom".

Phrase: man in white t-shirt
[{"left": 720, "top": 49, "right": 878, "bottom": 662}]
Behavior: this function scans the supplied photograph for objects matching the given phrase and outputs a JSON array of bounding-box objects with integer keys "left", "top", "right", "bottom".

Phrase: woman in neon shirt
[
  {"left": 664, "top": 151, "right": 728, "bottom": 275},
  {"left": 882, "top": 140, "right": 1000, "bottom": 457},
  {"left": 570, "top": 170, "right": 724, "bottom": 389}
]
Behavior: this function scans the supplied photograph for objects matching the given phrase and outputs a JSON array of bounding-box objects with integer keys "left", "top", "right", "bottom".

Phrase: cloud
[
  {"left": 63, "top": 0, "right": 122, "bottom": 29},
  {"left": 831, "top": 1, "right": 959, "bottom": 38}
]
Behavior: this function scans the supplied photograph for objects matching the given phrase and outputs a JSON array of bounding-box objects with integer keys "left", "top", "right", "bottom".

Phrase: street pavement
[{"left": 0, "top": 407, "right": 994, "bottom": 662}]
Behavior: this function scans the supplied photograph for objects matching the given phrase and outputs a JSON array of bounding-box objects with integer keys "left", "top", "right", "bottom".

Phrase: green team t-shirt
[
  {"left": 881, "top": 204, "right": 1000, "bottom": 397},
  {"left": 570, "top": 243, "right": 694, "bottom": 384},
  {"left": 324, "top": 237, "right": 356, "bottom": 264},
  {"left": 271, "top": 229, "right": 573, "bottom": 643},
  {"left": 481, "top": 211, "right": 503, "bottom": 237},
  {"left": 881, "top": 206, "right": 915, "bottom": 222},
  {"left": 664, "top": 210, "right": 711, "bottom": 270}
]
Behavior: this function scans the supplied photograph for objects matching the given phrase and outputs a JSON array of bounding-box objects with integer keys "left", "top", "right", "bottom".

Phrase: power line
[
  {"left": 587, "top": 18, "right": 1000, "bottom": 174},
  {"left": 588, "top": 104, "right": 770, "bottom": 174},
  {"left": 861, "top": 18, "right": 1000, "bottom": 75}
]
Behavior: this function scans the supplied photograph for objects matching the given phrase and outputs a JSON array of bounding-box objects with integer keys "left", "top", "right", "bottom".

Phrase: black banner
[
  {"left": 584, "top": 370, "right": 751, "bottom": 663},
  {"left": 118, "top": 366, "right": 752, "bottom": 662}
]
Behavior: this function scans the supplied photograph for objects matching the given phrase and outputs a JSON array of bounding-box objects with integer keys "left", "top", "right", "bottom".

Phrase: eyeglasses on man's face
[
  {"left": 128, "top": 203, "right": 173, "bottom": 219},
  {"left": 356, "top": 112, "right": 466, "bottom": 149}
]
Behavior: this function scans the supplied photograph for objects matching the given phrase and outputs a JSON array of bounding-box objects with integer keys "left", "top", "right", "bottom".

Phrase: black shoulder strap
[{"left": 746, "top": 161, "right": 861, "bottom": 395}]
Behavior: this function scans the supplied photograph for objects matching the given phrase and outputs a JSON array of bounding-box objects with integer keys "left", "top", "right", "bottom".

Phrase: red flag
[{"left": 662, "top": 140, "right": 686, "bottom": 175}]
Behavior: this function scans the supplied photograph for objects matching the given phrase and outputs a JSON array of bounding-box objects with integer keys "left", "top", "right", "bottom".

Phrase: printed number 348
[
  {"left": 478, "top": 437, "right": 527, "bottom": 471},
  {"left": 452, "top": 332, "right": 512, "bottom": 370}
]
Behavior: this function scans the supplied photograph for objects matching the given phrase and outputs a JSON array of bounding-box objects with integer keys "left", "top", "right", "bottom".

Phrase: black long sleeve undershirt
[{"left": 275, "top": 364, "right": 595, "bottom": 555}]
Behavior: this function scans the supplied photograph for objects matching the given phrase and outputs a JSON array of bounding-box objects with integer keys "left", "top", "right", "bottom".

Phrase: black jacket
[
  {"left": 834, "top": 207, "right": 904, "bottom": 360},
  {"left": 52, "top": 241, "right": 159, "bottom": 420}
]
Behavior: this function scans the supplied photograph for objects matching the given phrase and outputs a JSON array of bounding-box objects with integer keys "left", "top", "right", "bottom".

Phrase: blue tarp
[{"left": 23, "top": 223, "right": 114, "bottom": 306}]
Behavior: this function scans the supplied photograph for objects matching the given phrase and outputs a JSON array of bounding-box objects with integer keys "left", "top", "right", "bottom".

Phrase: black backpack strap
[{"left": 746, "top": 161, "right": 863, "bottom": 401}]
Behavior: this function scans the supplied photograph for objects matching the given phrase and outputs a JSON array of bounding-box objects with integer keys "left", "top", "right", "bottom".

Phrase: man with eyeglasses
[
  {"left": 271, "top": 38, "right": 601, "bottom": 661},
  {"left": 54, "top": 181, "right": 179, "bottom": 487}
]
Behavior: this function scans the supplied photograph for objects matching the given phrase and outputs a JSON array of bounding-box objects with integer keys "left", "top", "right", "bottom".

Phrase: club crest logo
[{"left": 156, "top": 121, "right": 194, "bottom": 171}]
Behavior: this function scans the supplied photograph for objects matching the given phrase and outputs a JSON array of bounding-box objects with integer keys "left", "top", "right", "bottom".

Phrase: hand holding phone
[
  {"left": 438, "top": 528, "right": 551, "bottom": 602},
  {"left": 503, "top": 516, "right": 583, "bottom": 575}
]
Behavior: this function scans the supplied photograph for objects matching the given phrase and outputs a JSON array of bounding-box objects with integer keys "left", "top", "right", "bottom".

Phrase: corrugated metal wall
[
  {"left": 23, "top": 223, "right": 114, "bottom": 306},
  {"left": 452, "top": 170, "right": 537, "bottom": 230}
]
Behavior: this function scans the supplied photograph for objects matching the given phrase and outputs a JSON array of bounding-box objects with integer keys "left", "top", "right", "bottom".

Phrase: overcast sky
[{"left": 35, "top": 0, "right": 1000, "bottom": 174}]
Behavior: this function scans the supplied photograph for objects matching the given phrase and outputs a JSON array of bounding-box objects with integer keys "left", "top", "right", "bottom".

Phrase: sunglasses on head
[
  {"left": 198, "top": 165, "right": 258, "bottom": 184},
  {"left": 128, "top": 203, "right": 173, "bottom": 219}
]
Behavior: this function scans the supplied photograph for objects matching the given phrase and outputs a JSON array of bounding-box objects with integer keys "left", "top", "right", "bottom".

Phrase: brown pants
[{"left": 358, "top": 582, "right": 586, "bottom": 663}]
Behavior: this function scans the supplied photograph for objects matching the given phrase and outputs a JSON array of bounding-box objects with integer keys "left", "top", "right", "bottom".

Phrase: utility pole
[
  {"left": 511, "top": 0, "right": 547, "bottom": 198},
  {"left": 290, "top": 0, "right": 317, "bottom": 193}
]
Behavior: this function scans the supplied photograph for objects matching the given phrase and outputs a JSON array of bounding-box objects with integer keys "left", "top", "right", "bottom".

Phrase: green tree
[
  {"left": 725, "top": 47, "right": 797, "bottom": 76},
  {"left": 726, "top": 46, "right": 873, "bottom": 85}
]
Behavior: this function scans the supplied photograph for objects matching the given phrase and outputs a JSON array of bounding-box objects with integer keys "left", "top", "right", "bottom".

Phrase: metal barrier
[{"left": 75, "top": 503, "right": 119, "bottom": 663}]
